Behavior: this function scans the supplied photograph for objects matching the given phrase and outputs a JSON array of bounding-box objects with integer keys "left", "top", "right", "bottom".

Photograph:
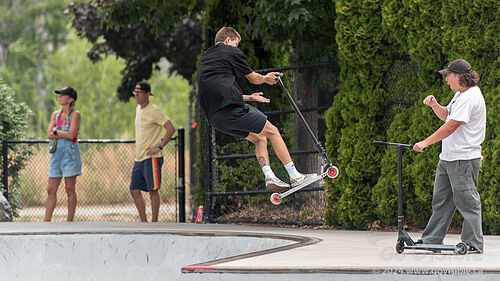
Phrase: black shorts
[
  {"left": 130, "top": 157, "right": 163, "bottom": 192},
  {"left": 209, "top": 104, "right": 267, "bottom": 138}
]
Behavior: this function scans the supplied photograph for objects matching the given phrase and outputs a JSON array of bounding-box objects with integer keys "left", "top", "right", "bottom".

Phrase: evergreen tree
[{"left": 0, "top": 80, "right": 33, "bottom": 216}]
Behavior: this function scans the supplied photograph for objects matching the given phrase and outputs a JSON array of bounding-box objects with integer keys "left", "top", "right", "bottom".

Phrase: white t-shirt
[{"left": 440, "top": 86, "right": 486, "bottom": 161}]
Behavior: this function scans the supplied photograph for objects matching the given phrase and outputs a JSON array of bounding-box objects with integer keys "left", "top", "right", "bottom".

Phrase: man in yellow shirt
[{"left": 130, "top": 82, "right": 175, "bottom": 222}]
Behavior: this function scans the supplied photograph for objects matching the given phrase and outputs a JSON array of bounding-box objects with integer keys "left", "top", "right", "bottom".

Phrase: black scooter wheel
[
  {"left": 396, "top": 238, "right": 405, "bottom": 254},
  {"left": 455, "top": 242, "right": 468, "bottom": 255}
]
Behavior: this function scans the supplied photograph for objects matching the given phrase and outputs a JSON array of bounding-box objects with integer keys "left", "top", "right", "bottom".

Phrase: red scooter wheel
[
  {"left": 270, "top": 193, "right": 282, "bottom": 205},
  {"left": 327, "top": 166, "right": 339, "bottom": 178}
]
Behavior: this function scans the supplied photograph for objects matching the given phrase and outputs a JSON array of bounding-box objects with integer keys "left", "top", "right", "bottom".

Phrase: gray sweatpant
[{"left": 421, "top": 158, "right": 483, "bottom": 252}]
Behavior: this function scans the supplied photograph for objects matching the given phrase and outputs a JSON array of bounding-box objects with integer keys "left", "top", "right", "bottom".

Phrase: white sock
[
  {"left": 284, "top": 162, "right": 301, "bottom": 178},
  {"left": 262, "top": 166, "right": 275, "bottom": 178}
]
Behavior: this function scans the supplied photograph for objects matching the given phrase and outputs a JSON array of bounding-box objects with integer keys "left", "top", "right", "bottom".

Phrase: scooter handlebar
[
  {"left": 372, "top": 141, "right": 393, "bottom": 147},
  {"left": 274, "top": 72, "right": 283, "bottom": 82},
  {"left": 372, "top": 141, "right": 427, "bottom": 151}
]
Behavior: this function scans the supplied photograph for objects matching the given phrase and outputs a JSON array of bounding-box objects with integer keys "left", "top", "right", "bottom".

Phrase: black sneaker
[
  {"left": 416, "top": 239, "right": 440, "bottom": 253},
  {"left": 468, "top": 245, "right": 482, "bottom": 253}
]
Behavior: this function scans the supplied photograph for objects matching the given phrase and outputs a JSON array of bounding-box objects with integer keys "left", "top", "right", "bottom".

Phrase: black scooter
[{"left": 372, "top": 141, "right": 468, "bottom": 255}]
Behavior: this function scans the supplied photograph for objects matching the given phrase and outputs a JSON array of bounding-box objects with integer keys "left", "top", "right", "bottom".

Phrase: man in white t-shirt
[{"left": 413, "top": 59, "right": 486, "bottom": 253}]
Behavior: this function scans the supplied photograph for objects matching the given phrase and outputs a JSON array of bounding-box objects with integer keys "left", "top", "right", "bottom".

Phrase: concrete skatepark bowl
[{"left": 0, "top": 223, "right": 302, "bottom": 281}]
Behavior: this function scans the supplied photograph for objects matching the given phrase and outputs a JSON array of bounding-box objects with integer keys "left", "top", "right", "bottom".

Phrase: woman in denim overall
[{"left": 45, "top": 86, "right": 82, "bottom": 222}]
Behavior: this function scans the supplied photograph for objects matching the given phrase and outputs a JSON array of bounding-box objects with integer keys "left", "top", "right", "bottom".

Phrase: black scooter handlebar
[{"left": 372, "top": 141, "right": 427, "bottom": 151}]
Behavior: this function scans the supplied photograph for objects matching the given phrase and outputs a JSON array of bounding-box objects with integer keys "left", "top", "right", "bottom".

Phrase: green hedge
[
  {"left": 325, "top": 0, "right": 393, "bottom": 229},
  {"left": 326, "top": 0, "right": 500, "bottom": 233},
  {"left": 0, "top": 81, "right": 33, "bottom": 216}
]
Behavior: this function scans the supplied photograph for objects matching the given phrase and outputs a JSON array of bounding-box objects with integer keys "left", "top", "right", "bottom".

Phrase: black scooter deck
[{"left": 405, "top": 244, "right": 456, "bottom": 251}]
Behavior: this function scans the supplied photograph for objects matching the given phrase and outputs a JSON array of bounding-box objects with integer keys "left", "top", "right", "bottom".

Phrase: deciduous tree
[{"left": 66, "top": 0, "right": 204, "bottom": 101}]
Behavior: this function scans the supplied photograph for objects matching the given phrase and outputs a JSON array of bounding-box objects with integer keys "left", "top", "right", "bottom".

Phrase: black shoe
[
  {"left": 416, "top": 239, "right": 440, "bottom": 253},
  {"left": 468, "top": 245, "right": 482, "bottom": 253}
]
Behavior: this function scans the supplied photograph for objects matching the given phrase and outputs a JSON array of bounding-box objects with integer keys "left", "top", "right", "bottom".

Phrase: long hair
[
  {"left": 68, "top": 99, "right": 76, "bottom": 111},
  {"left": 62, "top": 99, "right": 76, "bottom": 113},
  {"left": 459, "top": 71, "right": 480, "bottom": 87},
  {"left": 214, "top": 27, "right": 241, "bottom": 44}
]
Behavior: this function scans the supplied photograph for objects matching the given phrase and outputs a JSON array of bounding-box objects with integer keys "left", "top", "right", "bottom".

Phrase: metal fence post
[
  {"left": 177, "top": 127, "right": 186, "bottom": 223},
  {"left": 2, "top": 141, "right": 8, "bottom": 200},
  {"left": 202, "top": 26, "right": 214, "bottom": 223},
  {"left": 203, "top": 120, "right": 213, "bottom": 223}
]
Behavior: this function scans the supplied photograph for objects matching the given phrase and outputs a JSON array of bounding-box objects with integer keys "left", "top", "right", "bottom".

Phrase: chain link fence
[{"left": 2, "top": 132, "right": 185, "bottom": 222}]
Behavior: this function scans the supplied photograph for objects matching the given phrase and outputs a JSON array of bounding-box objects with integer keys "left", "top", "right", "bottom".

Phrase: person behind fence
[
  {"left": 130, "top": 82, "right": 175, "bottom": 222},
  {"left": 0, "top": 192, "right": 13, "bottom": 222},
  {"left": 45, "top": 86, "right": 82, "bottom": 222},
  {"left": 197, "top": 26, "right": 316, "bottom": 193},
  {"left": 413, "top": 59, "right": 485, "bottom": 253}
]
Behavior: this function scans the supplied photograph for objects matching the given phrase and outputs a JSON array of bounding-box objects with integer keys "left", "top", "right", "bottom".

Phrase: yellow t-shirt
[{"left": 135, "top": 103, "right": 170, "bottom": 162}]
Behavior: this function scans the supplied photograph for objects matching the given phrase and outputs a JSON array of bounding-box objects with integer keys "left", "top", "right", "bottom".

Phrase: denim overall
[{"left": 48, "top": 110, "right": 82, "bottom": 178}]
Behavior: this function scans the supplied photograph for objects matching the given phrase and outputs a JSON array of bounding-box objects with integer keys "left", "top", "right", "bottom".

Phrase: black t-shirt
[{"left": 198, "top": 43, "right": 253, "bottom": 117}]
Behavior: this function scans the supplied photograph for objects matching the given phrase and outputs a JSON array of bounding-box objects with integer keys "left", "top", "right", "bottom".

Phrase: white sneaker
[
  {"left": 265, "top": 176, "right": 291, "bottom": 192},
  {"left": 290, "top": 173, "right": 318, "bottom": 188}
]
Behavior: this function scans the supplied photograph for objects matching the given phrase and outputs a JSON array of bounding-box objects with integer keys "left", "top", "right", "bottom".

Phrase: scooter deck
[
  {"left": 278, "top": 171, "right": 327, "bottom": 199},
  {"left": 269, "top": 164, "right": 338, "bottom": 205},
  {"left": 405, "top": 244, "right": 456, "bottom": 251}
]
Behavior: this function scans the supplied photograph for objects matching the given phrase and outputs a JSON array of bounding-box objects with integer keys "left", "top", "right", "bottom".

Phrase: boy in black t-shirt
[{"left": 198, "top": 27, "right": 316, "bottom": 192}]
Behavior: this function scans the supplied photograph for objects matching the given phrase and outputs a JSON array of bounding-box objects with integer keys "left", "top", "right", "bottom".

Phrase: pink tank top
[{"left": 57, "top": 112, "right": 78, "bottom": 144}]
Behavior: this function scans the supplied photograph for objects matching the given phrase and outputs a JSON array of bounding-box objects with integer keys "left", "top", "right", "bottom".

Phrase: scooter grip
[
  {"left": 409, "top": 145, "right": 428, "bottom": 151},
  {"left": 275, "top": 73, "right": 283, "bottom": 82},
  {"left": 372, "top": 141, "right": 389, "bottom": 146}
]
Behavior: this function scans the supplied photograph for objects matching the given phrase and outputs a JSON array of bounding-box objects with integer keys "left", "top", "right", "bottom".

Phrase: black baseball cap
[
  {"left": 55, "top": 86, "right": 77, "bottom": 101},
  {"left": 439, "top": 59, "right": 472, "bottom": 75},
  {"left": 136, "top": 81, "right": 153, "bottom": 96}
]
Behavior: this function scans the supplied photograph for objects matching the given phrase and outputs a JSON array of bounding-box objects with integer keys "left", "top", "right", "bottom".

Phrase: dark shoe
[
  {"left": 468, "top": 245, "right": 483, "bottom": 253},
  {"left": 416, "top": 239, "right": 440, "bottom": 253}
]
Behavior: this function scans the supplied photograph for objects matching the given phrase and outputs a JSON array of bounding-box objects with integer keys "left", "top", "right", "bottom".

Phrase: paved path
[{"left": 0, "top": 222, "right": 499, "bottom": 281}]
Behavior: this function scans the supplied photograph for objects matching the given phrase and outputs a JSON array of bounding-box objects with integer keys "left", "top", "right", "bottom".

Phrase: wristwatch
[
  {"left": 157, "top": 144, "right": 163, "bottom": 150},
  {"left": 53, "top": 129, "right": 58, "bottom": 135}
]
